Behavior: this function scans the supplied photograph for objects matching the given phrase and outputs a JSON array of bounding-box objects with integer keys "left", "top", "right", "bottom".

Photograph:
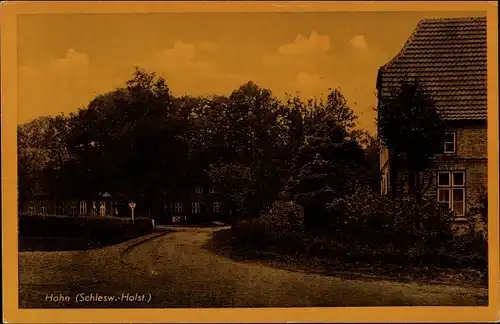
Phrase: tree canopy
[
  {"left": 18, "top": 68, "right": 378, "bottom": 222},
  {"left": 377, "top": 79, "right": 447, "bottom": 200}
]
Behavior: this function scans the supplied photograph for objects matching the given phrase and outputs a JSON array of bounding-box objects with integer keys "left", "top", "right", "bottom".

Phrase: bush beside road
[
  {"left": 18, "top": 214, "right": 154, "bottom": 251},
  {"left": 207, "top": 200, "right": 488, "bottom": 288}
]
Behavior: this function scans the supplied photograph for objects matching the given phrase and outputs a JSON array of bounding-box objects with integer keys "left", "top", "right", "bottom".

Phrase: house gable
[
  {"left": 377, "top": 16, "right": 487, "bottom": 121},
  {"left": 375, "top": 17, "right": 488, "bottom": 220}
]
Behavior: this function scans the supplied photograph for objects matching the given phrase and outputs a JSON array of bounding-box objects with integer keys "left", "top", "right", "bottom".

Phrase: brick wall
[
  {"left": 385, "top": 124, "right": 487, "bottom": 218},
  {"left": 422, "top": 160, "right": 487, "bottom": 215},
  {"left": 453, "top": 125, "right": 487, "bottom": 159}
]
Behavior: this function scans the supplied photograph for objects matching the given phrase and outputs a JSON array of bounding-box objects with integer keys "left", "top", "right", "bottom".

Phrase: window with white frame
[
  {"left": 28, "top": 201, "right": 36, "bottom": 215},
  {"left": 40, "top": 201, "right": 47, "bottom": 215},
  {"left": 195, "top": 186, "right": 203, "bottom": 194},
  {"left": 437, "top": 171, "right": 465, "bottom": 216},
  {"left": 79, "top": 201, "right": 87, "bottom": 215},
  {"left": 192, "top": 201, "right": 201, "bottom": 214},
  {"left": 444, "top": 132, "right": 456, "bottom": 154},
  {"left": 213, "top": 201, "right": 221, "bottom": 213},
  {"left": 174, "top": 202, "right": 183, "bottom": 213},
  {"left": 56, "top": 202, "right": 65, "bottom": 215},
  {"left": 70, "top": 202, "right": 77, "bottom": 215}
]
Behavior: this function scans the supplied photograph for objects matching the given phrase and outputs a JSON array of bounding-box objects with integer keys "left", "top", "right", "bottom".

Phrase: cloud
[
  {"left": 350, "top": 34, "right": 368, "bottom": 50},
  {"left": 48, "top": 48, "right": 90, "bottom": 71},
  {"left": 260, "top": 31, "right": 334, "bottom": 76},
  {"left": 18, "top": 49, "right": 123, "bottom": 124},
  {"left": 147, "top": 40, "right": 222, "bottom": 72},
  {"left": 278, "top": 31, "right": 331, "bottom": 56},
  {"left": 143, "top": 41, "right": 247, "bottom": 96},
  {"left": 44, "top": 49, "right": 92, "bottom": 90}
]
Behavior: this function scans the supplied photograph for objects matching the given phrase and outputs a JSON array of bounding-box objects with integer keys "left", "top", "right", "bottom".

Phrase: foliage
[
  {"left": 18, "top": 68, "right": 383, "bottom": 225},
  {"left": 63, "top": 68, "right": 187, "bottom": 205},
  {"left": 216, "top": 185, "right": 487, "bottom": 269},
  {"left": 18, "top": 214, "right": 153, "bottom": 245},
  {"left": 327, "top": 186, "right": 455, "bottom": 246},
  {"left": 283, "top": 90, "right": 374, "bottom": 230},
  {"left": 208, "top": 163, "right": 255, "bottom": 220},
  {"left": 468, "top": 187, "right": 488, "bottom": 239},
  {"left": 229, "top": 200, "right": 305, "bottom": 254}
]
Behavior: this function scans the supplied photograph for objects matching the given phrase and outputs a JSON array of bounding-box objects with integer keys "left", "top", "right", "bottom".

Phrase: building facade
[
  {"left": 19, "top": 169, "right": 117, "bottom": 217},
  {"left": 155, "top": 184, "right": 231, "bottom": 225},
  {"left": 377, "top": 17, "right": 487, "bottom": 221},
  {"left": 19, "top": 169, "right": 231, "bottom": 224}
]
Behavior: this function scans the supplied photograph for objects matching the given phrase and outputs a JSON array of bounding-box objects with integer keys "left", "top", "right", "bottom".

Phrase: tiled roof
[{"left": 377, "top": 17, "right": 487, "bottom": 121}]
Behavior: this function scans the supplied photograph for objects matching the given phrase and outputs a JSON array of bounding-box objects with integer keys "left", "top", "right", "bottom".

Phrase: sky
[{"left": 17, "top": 11, "right": 485, "bottom": 133}]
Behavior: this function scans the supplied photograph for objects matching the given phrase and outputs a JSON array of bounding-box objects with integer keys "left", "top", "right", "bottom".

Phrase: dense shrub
[
  {"left": 327, "top": 188, "right": 455, "bottom": 247},
  {"left": 325, "top": 188, "right": 487, "bottom": 268},
  {"left": 218, "top": 188, "right": 487, "bottom": 270},
  {"left": 469, "top": 187, "right": 488, "bottom": 239},
  {"left": 229, "top": 201, "right": 304, "bottom": 254},
  {"left": 18, "top": 214, "right": 154, "bottom": 246}
]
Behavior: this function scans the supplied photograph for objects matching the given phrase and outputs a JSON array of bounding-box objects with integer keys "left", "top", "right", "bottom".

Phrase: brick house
[
  {"left": 377, "top": 17, "right": 487, "bottom": 221},
  {"left": 19, "top": 169, "right": 117, "bottom": 217}
]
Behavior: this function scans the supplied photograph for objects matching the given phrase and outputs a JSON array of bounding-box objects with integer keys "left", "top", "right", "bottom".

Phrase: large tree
[
  {"left": 66, "top": 68, "right": 189, "bottom": 209},
  {"left": 377, "top": 80, "right": 447, "bottom": 201},
  {"left": 284, "top": 90, "right": 371, "bottom": 230}
]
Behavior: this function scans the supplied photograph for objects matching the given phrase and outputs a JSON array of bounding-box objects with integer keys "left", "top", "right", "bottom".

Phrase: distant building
[
  {"left": 19, "top": 169, "right": 116, "bottom": 217},
  {"left": 19, "top": 169, "right": 231, "bottom": 224},
  {"left": 377, "top": 17, "right": 487, "bottom": 220},
  {"left": 155, "top": 184, "right": 231, "bottom": 225}
]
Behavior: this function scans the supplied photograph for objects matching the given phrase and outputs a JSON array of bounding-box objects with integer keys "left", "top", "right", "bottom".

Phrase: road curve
[
  {"left": 19, "top": 228, "right": 488, "bottom": 307},
  {"left": 120, "top": 228, "right": 487, "bottom": 307}
]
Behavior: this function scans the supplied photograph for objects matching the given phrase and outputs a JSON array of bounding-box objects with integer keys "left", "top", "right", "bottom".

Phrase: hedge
[
  {"left": 215, "top": 197, "right": 488, "bottom": 270},
  {"left": 18, "top": 214, "right": 154, "bottom": 246}
]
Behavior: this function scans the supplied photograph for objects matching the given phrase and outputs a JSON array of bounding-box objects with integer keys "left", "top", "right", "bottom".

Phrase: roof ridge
[
  {"left": 378, "top": 20, "right": 424, "bottom": 72},
  {"left": 419, "top": 16, "right": 486, "bottom": 23},
  {"left": 379, "top": 16, "right": 486, "bottom": 72}
]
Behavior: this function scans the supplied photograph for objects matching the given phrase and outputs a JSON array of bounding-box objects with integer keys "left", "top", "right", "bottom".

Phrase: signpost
[{"left": 129, "top": 202, "right": 136, "bottom": 222}]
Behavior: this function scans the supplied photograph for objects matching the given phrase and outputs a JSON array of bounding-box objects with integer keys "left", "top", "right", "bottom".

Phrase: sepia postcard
[{"left": 1, "top": 1, "right": 499, "bottom": 323}]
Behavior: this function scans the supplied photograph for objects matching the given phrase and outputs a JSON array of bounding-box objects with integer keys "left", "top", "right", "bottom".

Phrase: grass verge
[{"left": 205, "top": 228, "right": 488, "bottom": 288}]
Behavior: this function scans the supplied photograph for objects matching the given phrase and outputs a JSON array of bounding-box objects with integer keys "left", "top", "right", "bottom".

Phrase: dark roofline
[
  {"left": 376, "top": 16, "right": 487, "bottom": 122},
  {"left": 378, "top": 16, "right": 487, "bottom": 76}
]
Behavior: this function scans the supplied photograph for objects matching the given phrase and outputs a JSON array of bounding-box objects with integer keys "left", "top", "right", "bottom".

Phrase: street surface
[{"left": 19, "top": 227, "right": 488, "bottom": 307}]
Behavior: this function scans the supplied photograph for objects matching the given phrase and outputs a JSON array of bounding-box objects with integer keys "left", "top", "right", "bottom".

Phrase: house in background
[
  {"left": 19, "top": 169, "right": 117, "bottom": 217},
  {"left": 155, "top": 184, "right": 231, "bottom": 225},
  {"left": 19, "top": 168, "right": 232, "bottom": 223},
  {"left": 377, "top": 17, "right": 487, "bottom": 221}
]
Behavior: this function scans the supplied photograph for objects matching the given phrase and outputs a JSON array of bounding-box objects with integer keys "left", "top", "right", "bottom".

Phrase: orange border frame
[{"left": 2, "top": 1, "right": 498, "bottom": 323}]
